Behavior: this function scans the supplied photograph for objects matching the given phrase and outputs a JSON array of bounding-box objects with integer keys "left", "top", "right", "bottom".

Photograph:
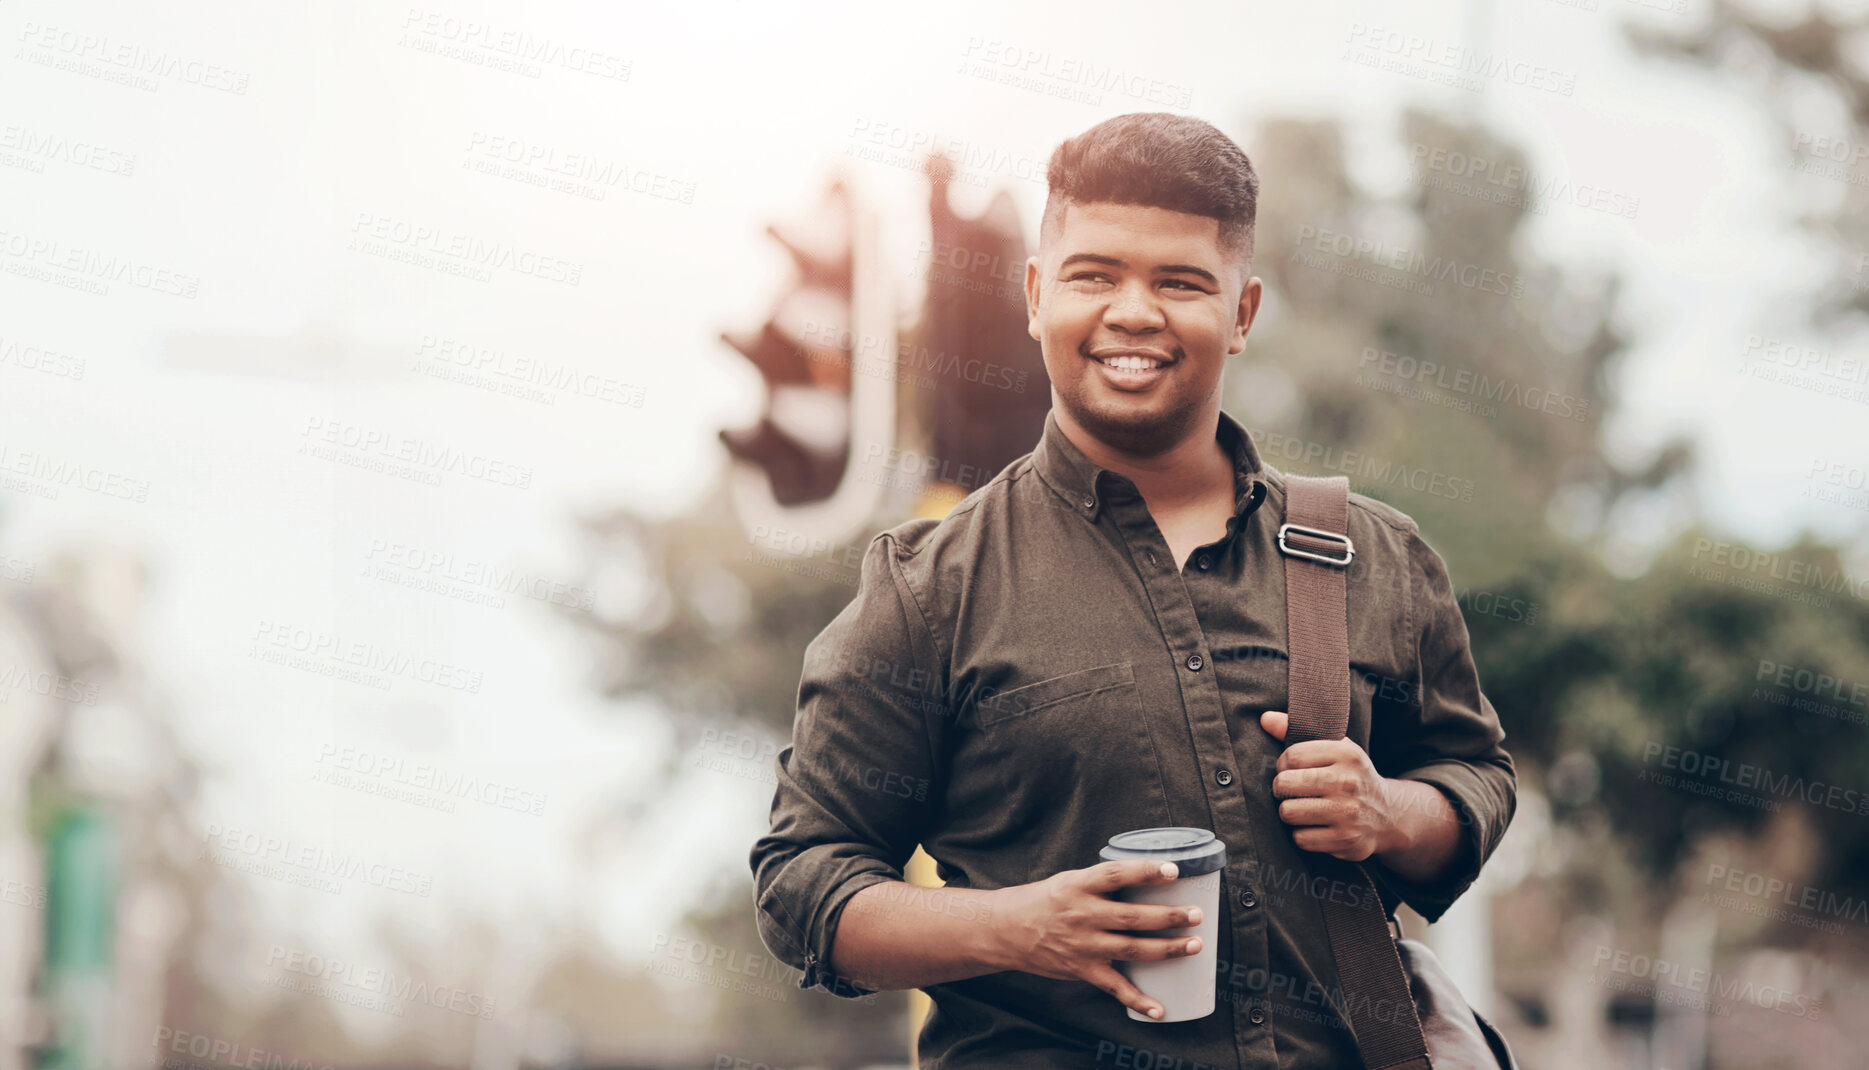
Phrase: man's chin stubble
[{"left": 1063, "top": 384, "right": 1201, "bottom": 458}]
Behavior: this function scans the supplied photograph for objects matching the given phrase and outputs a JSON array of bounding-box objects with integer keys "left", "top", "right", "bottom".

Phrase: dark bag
[{"left": 1276, "top": 473, "right": 1518, "bottom": 1070}]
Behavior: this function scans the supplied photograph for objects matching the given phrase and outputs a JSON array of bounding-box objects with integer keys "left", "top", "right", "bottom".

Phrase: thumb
[{"left": 1260, "top": 710, "right": 1288, "bottom": 742}]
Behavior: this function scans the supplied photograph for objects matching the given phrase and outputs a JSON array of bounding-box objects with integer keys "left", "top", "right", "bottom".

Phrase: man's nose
[{"left": 1102, "top": 279, "right": 1166, "bottom": 332}]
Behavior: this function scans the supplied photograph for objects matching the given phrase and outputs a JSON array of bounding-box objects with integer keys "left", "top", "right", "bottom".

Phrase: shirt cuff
[
  {"left": 1378, "top": 761, "right": 1494, "bottom": 924},
  {"left": 754, "top": 853, "right": 901, "bottom": 1000}
]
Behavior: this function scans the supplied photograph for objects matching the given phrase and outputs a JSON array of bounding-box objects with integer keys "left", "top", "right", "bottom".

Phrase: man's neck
[{"left": 1053, "top": 403, "right": 1233, "bottom": 509}]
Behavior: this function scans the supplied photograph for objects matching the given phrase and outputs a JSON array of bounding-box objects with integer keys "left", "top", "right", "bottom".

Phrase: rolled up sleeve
[
  {"left": 1369, "top": 531, "right": 1517, "bottom": 924},
  {"left": 748, "top": 531, "right": 946, "bottom": 998}
]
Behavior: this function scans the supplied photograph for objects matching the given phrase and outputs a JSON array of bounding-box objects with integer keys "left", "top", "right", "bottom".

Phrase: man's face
[{"left": 1025, "top": 200, "right": 1262, "bottom": 455}]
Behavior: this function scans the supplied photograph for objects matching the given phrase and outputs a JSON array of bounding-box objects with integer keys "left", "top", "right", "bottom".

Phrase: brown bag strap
[{"left": 1280, "top": 474, "right": 1433, "bottom": 1070}]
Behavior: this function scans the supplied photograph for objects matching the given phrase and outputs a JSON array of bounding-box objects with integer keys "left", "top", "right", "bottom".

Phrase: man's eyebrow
[
  {"left": 1058, "top": 253, "right": 1217, "bottom": 285},
  {"left": 1156, "top": 264, "right": 1218, "bottom": 285}
]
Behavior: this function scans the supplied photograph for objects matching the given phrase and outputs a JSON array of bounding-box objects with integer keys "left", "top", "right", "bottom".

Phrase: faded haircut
[{"left": 1040, "top": 112, "right": 1259, "bottom": 270}]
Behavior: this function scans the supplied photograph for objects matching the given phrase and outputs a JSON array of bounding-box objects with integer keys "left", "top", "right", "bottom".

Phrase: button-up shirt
[{"left": 751, "top": 408, "right": 1517, "bottom": 1069}]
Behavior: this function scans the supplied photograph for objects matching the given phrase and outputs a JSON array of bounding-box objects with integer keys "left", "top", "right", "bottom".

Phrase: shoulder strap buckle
[{"left": 1277, "top": 522, "right": 1355, "bottom": 567}]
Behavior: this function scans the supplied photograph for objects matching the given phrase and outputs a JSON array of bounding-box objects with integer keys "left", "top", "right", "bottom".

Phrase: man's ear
[
  {"left": 1230, "top": 274, "right": 1263, "bottom": 356},
  {"left": 1025, "top": 256, "right": 1043, "bottom": 341}
]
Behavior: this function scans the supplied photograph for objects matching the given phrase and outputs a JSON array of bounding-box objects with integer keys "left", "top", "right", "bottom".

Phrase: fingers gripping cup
[{"left": 1100, "top": 828, "right": 1226, "bottom": 1023}]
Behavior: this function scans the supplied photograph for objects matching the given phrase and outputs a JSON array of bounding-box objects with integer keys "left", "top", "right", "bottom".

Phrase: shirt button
[
  {"left": 1250, "top": 1005, "right": 1265, "bottom": 1025},
  {"left": 1146, "top": 549, "right": 1157, "bottom": 567},
  {"left": 1197, "top": 555, "right": 1211, "bottom": 570},
  {"left": 1239, "top": 890, "right": 1257, "bottom": 909},
  {"left": 1214, "top": 768, "right": 1233, "bottom": 787},
  {"left": 1185, "top": 653, "right": 1204, "bottom": 672},
  {"left": 1083, "top": 496, "right": 1095, "bottom": 509}
]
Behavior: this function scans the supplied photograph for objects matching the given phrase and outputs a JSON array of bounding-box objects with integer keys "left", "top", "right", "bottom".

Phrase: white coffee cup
[{"left": 1099, "top": 827, "right": 1226, "bottom": 1023}]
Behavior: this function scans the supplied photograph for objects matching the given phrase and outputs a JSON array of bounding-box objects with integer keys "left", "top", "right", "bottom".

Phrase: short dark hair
[{"left": 1040, "top": 112, "right": 1259, "bottom": 269}]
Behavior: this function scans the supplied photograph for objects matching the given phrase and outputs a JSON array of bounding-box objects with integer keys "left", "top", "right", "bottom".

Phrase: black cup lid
[{"left": 1098, "top": 827, "right": 1227, "bottom": 876}]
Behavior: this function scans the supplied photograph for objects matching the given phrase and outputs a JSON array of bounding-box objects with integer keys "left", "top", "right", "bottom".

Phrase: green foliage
[{"left": 1238, "top": 107, "right": 1869, "bottom": 901}]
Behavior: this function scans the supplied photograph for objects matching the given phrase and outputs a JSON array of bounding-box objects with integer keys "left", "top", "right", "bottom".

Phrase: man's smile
[{"left": 1085, "top": 344, "right": 1178, "bottom": 391}]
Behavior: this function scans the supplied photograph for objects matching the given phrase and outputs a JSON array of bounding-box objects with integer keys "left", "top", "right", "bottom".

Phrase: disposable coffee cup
[{"left": 1099, "top": 827, "right": 1226, "bottom": 1023}]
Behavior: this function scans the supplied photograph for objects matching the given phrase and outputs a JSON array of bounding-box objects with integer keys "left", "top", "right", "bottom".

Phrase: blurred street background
[{"left": 3, "top": 0, "right": 1869, "bottom": 1066}]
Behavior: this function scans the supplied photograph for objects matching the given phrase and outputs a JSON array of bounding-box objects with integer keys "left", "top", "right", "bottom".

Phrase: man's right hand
[{"left": 986, "top": 860, "right": 1205, "bottom": 1020}]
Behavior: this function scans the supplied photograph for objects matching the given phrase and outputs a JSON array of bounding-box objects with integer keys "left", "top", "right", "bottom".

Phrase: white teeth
[{"left": 1099, "top": 355, "right": 1161, "bottom": 371}]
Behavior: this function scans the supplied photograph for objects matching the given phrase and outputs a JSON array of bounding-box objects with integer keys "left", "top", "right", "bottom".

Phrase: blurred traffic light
[
  {"left": 907, "top": 157, "right": 1050, "bottom": 504},
  {"left": 717, "top": 162, "right": 1050, "bottom": 531},
  {"left": 718, "top": 181, "right": 858, "bottom": 508}
]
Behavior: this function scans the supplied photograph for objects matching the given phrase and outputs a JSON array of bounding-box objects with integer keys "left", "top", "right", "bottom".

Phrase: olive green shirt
[{"left": 750, "top": 408, "right": 1517, "bottom": 1069}]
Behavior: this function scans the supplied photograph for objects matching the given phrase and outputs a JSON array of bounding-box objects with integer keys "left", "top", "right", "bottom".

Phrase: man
[{"left": 750, "top": 112, "right": 1516, "bottom": 1068}]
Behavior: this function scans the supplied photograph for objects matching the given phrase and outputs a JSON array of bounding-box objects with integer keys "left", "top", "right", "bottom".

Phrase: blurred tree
[
  {"left": 1243, "top": 107, "right": 1869, "bottom": 944},
  {"left": 1627, "top": 1, "right": 1869, "bottom": 325}
]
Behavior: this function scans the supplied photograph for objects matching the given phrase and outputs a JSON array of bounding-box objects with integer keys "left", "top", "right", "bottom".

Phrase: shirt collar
[{"left": 1032, "top": 407, "right": 1268, "bottom": 525}]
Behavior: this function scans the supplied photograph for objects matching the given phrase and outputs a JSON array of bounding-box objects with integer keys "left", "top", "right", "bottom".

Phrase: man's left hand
[{"left": 1260, "top": 710, "right": 1397, "bottom": 862}]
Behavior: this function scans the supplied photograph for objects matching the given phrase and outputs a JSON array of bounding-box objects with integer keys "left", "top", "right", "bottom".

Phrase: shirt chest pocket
[
  {"left": 975, "top": 661, "right": 1138, "bottom": 727},
  {"left": 958, "top": 660, "right": 1173, "bottom": 883}
]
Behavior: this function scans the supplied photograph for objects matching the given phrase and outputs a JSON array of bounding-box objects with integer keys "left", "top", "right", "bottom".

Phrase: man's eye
[
  {"left": 1163, "top": 279, "right": 1205, "bottom": 291},
  {"left": 1067, "top": 273, "right": 1110, "bottom": 283}
]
